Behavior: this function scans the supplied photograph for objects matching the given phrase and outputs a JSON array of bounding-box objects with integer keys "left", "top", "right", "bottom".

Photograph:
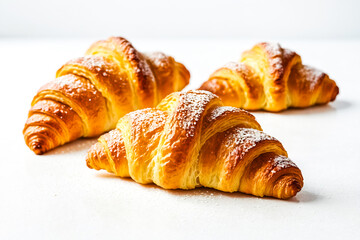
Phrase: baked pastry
[
  {"left": 23, "top": 37, "right": 190, "bottom": 154},
  {"left": 86, "top": 90, "right": 303, "bottom": 199},
  {"left": 200, "top": 42, "right": 339, "bottom": 111}
]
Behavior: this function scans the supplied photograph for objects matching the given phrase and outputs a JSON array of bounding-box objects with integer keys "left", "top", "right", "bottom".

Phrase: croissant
[
  {"left": 23, "top": 37, "right": 190, "bottom": 155},
  {"left": 86, "top": 90, "right": 303, "bottom": 199},
  {"left": 200, "top": 42, "right": 339, "bottom": 112}
]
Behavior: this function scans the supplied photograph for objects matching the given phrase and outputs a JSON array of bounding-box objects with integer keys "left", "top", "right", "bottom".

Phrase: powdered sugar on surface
[
  {"left": 68, "top": 56, "right": 115, "bottom": 79},
  {"left": 282, "top": 48, "right": 295, "bottom": 60},
  {"left": 270, "top": 155, "right": 298, "bottom": 173},
  {"left": 126, "top": 50, "right": 155, "bottom": 87},
  {"left": 176, "top": 90, "right": 218, "bottom": 137},
  {"left": 262, "top": 42, "right": 282, "bottom": 56},
  {"left": 297, "top": 65, "right": 325, "bottom": 91},
  {"left": 80, "top": 56, "right": 107, "bottom": 72},
  {"left": 106, "top": 129, "right": 126, "bottom": 160},
  {"left": 223, "top": 62, "right": 249, "bottom": 73},
  {"left": 134, "top": 57, "right": 150, "bottom": 75},
  {"left": 262, "top": 42, "right": 284, "bottom": 72},
  {"left": 52, "top": 108, "right": 68, "bottom": 120},
  {"left": 129, "top": 108, "right": 166, "bottom": 134},
  {"left": 146, "top": 52, "right": 169, "bottom": 69},
  {"left": 55, "top": 74, "right": 99, "bottom": 99},
  {"left": 225, "top": 128, "right": 275, "bottom": 157},
  {"left": 206, "top": 106, "right": 242, "bottom": 122}
]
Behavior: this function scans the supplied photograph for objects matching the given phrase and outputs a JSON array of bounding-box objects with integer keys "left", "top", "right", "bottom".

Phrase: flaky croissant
[
  {"left": 200, "top": 42, "right": 339, "bottom": 112},
  {"left": 23, "top": 37, "right": 190, "bottom": 154},
  {"left": 86, "top": 90, "right": 303, "bottom": 199}
]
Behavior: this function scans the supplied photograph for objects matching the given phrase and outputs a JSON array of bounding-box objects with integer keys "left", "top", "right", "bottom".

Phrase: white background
[
  {"left": 1, "top": 0, "right": 360, "bottom": 39},
  {"left": 1, "top": 1, "right": 360, "bottom": 240}
]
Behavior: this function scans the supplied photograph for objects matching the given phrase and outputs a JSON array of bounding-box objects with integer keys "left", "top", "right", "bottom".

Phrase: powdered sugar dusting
[
  {"left": 263, "top": 42, "right": 282, "bottom": 56},
  {"left": 225, "top": 128, "right": 275, "bottom": 157},
  {"left": 52, "top": 107, "right": 68, "bottom": 120},
  {"left": 133, "top": 55, "right": 149, "bottom": 76},
  {"left": 270, "top": 155, "right": 298, "bottom": 173},
  {"left": 53, "top": 74, "right": 99, "bottom": 100},
  {"left": 130, "top": 108, "right": 166, "bottom": 134},
  {"left": 206, "top": 106, "right": 243, "bottom": 122},
  {"left": 81, "top": 55, "right": 106, "bottom": 71},
  {"left": 176, "top": 90, "right": 217, "bottom": 137},
  {"left": 69, "top": 56, "right": 115, "bottom": 77},
  {"left": 223, "top": 62, "right": 249, "bottom": 73},
  {"left": 107, "top": 130, "right": 124, "bottom": 159},
  {"left": 146, "top": 52, "right": 170, "bottom": 69},
  {"left": 282, "top": 48, "right": 295, "bottom": 59},
  {"left": 271, "top": 57, "right": 283, "bottom": 72},
  {"left": 127, "top": 50, "right": 156, "bottom": 90},
  {"left": 262, "top": 42, "right": 284, "bottom": 72},
  {"left": 297, "top": 65, "right": 325, "bottom": 91}
]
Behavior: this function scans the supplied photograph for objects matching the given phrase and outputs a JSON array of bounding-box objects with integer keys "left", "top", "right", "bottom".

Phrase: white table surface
[{"left": 0, "top": 38, "right": 359, "bottom": 239}]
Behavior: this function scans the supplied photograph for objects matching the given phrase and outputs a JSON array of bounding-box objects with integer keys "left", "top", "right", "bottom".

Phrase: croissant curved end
[
  {"left": 25, "top": 135, "right": 51, "bottom": 155},
  {"left": 86, "top": 152, "right": 94, "bottom": 170},
  {"left": 331, "top": 85, "right": 340, "bottom": 102},
  {"left": 281, "top": 179, "right": 303, "bottom": 199},
  {"left": 286, "top": 179, "right": 303, "bottom": 198},
  {"left": 85, "top": 140, "right": 114, "bottom": 173},
  {"left": 272, "top": 174, "right": 304, "bottom": 199},
  {"left": 86, "top": 143, "right": 100, "bottom": 170},
  {"left": 23, "top": 116, "right": 67, "bottom": 155}
]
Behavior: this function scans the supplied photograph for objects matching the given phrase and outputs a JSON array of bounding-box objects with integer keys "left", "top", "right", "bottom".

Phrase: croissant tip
[
  {"left": 30, "top": 144, "right": 46, "bottom": 155},
  {"left": 85, "top": 152, "right": 93, "bottom": 169},
  {"left": 331, "top": 85, "right": 340, "bottom": 101},
  {"left": 26, "top": 137, "right": 48, "bottom": 155},
  {"left": 283, "top": 179, "right": 303, "bottom": 199},
  {"left": 85, "top": 143, "right": 100, "bottom": 170}
]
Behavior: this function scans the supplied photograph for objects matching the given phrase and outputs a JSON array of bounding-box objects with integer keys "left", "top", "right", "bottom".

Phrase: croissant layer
[
  {"left": 200, "top": 42, "right": 339, "bottom": 112},
  {"left": 24, "top": 37, "right": 190, "bottom": 154},
  {"left": 86, "top": 90, "right": 303, "bottom": 199}
]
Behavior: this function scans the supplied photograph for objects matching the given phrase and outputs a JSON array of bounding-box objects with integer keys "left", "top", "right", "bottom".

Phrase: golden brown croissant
[
  {"left": 23, "top": 37, "right": 190, "bottom": 154},
  {"left": 86, "top": 90, "right": 303, "bottom": 199},
  {"left": 200, "top": 42, "right": 339, "bottom": 112}
]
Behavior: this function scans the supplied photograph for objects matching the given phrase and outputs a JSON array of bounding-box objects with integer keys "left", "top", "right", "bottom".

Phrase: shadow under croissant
[
  {"left": 96, "top": 172, "right": 318, "bottom": 202},
  {"left": 39, "top": 138, "right": 98, "bottom": 155},
  {"left": 250, "top": 100, "right": 351, "bottom": 116}
]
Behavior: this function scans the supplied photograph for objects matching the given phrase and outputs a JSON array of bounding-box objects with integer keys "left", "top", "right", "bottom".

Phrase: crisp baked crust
[
  {"left": 24, "top": 37, "right": 190, "bottom": 154},
  {"left": 200, "top": 42, "right": 339, "bottom": 111},
  {"left": 86, "top": 90, "right": 303, "bottom": 199}
]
